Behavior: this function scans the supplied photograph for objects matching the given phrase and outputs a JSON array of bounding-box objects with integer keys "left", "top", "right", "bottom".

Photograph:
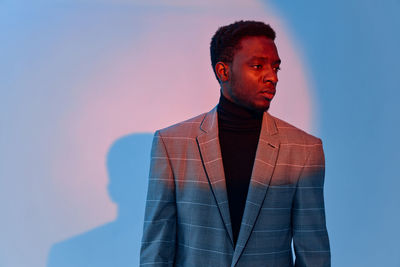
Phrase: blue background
[
  {"left": 268, "top": 1, "right": 400, "bottom": 266},
  {"left": 1, "top": 0, "right": 399, "bottom": 266}
]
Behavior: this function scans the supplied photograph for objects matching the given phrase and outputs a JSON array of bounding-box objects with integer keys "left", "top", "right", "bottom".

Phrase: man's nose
[{"left": 262, "top": 67, "right": 278, "bottom": 85}]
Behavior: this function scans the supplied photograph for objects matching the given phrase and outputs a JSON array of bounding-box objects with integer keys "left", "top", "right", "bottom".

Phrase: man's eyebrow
[{"left": 248, "top": 56, "right": 281, "bottom": 64}]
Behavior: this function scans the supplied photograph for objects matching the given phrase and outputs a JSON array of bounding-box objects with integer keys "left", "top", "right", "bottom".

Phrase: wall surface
[{"left": 1, "top": 0, "right": 399, "bottom": 266}]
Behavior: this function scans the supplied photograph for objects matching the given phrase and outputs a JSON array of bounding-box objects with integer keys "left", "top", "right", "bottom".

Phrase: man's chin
[
  {"left": 253, "top": 101, "right": 271, "bottom": 112},
  {"left": 236, "top": 98, "right": 270, "bottom": 113},
  {"left": 248, "top": 104, "right": 269, "bottom": 115}
]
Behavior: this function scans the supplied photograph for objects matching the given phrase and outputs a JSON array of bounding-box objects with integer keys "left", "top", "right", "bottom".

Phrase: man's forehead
[
  {"left": 234, "top": 36, "right": 279, "bottom": 59},
  {"left": 238, "top": 35, "right": 275, "bottom": 47}
]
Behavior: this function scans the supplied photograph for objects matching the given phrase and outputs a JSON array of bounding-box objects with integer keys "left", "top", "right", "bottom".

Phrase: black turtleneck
[{"left": 217, "top": 93, "right": 263, "bottom": 247}]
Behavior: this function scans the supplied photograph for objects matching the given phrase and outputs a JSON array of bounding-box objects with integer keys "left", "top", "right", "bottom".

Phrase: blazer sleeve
[
  {"left": 292, "top": 138, "right": 331, "bottom": 267},
  {"left": 140, "top": 130, "right": 177, "bottom": 267}
]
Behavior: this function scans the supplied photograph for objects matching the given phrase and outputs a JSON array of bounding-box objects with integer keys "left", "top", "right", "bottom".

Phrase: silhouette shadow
[{"left": 47, "top": 133, "right": 153, "bottom": 267}]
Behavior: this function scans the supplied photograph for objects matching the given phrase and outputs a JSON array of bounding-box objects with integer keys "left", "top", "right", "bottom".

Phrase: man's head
[{"left": 210, "top": 20, "right": 281, "bottom": 112}]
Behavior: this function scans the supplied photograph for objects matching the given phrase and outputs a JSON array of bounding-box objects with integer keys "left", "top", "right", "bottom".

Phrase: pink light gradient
[{"left": 52, "top": 0, "right": 315, "bottom": 245}]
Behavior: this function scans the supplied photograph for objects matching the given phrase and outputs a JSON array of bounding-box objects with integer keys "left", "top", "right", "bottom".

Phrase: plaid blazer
[{"left": 140, "top": 106, "right": 330, "bottom": 267}]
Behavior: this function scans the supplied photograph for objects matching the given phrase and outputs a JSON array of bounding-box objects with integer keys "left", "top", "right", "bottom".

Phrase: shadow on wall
[{"left": 47, "top": 133, "right": 154, "bottom": 267}]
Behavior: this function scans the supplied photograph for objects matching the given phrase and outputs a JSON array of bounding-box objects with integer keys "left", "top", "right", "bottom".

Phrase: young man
[{"left": 140, "top": 20, "right": 330, "bottom": 267}]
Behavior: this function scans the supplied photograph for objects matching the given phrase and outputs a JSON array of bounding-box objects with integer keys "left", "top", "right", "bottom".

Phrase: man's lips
[{"left": 261, "top": 90, "right": 275, "bottom": 100}]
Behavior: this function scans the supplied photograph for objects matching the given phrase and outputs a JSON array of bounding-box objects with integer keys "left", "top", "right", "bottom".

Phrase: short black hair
[{"left": 210, "top": 20, "right": 276, "bottom": 81}]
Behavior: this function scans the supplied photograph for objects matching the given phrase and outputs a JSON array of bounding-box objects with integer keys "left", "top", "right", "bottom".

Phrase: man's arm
[
  {"left": 292, "top": 139, "right": 331, "bottom": 267},
  {"left": 140, "top": 130, "right": 176, "bottom": 267}
]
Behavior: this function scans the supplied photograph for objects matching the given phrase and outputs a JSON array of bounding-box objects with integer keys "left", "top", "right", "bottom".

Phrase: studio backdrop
[{"left": 1, "top": 0, "right": 399, "bottom": 266}]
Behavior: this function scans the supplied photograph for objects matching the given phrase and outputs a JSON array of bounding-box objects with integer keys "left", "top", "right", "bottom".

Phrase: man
[{"left": 140, "top": 20, "right": 330, "bottom": 266}]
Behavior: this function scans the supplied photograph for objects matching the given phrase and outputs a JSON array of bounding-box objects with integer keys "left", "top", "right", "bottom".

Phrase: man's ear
[{"left": 215, "top": 62, "right": 230, "bottom": 83}]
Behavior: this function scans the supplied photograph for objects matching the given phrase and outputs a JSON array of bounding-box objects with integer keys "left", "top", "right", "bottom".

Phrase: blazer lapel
[
  {"left": 196, "top": 106, "right": 234, "bottom": 247},
  {"left": 231, "top": 111, "right": 280, "bottom": 267}
]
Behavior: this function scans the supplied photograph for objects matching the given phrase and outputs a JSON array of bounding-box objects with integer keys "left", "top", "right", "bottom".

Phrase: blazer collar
[
  {"left": 197, "top": 106, "right": 234, "bottom": 245},
  {"left": 197, "top": 106, "right": 281, "bottom": 260}
]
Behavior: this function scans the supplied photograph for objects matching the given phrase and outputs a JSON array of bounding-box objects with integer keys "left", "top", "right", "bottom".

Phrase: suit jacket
[{"left": 140, "top": 106, "right": 330, "bottom": 267}]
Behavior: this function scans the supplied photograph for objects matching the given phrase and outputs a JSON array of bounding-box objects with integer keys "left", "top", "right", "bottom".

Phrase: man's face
[{"left": 223, "top": 36, "right": 281, "bottom": 112}]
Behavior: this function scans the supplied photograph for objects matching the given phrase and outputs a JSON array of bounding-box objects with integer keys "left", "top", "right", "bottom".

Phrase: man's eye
[
  {"left": 273, "top": 66, "right": 281, "bottom": 72},
  {"left": 252, "top": 65, "right": 262, "bottom": 69}
]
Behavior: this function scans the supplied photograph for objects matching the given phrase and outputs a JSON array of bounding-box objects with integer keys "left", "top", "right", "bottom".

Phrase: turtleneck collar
[{"left": 217, "top": 92, "right": 263, "bottom": 132}]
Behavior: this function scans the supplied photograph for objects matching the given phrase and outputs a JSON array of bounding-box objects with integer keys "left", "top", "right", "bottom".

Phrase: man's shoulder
[
  {"left": 156, "top": 112, "right": 207, "bottom": 138},
  {"left": 270, "top": 114, "right": 323, "bottom": 145}
]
